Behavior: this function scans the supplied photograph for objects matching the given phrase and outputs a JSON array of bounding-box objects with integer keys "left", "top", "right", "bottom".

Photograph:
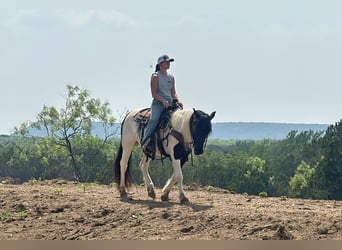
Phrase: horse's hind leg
[
  {"left": 119, "top": 151, "right": 130, "bottom": 198},
  {"left": 139, "top": 155, "right": 155, "bottom": 199},
  {"left": 119, "top": 138, "right": 136, "bottom": 198}
]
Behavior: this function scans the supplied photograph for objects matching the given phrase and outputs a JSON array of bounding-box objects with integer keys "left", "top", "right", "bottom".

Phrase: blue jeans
[{"left": 141, "top": 99, "right": 166, "bottom": 145}]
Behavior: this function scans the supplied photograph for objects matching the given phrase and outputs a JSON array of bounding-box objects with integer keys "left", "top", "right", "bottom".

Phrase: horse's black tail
[{"left": 113, "top": 114, "right": 134, "bottom": 188}]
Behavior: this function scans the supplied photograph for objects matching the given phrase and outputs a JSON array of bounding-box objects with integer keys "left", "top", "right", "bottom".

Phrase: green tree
[
  {"left": 70, "top": 136, "right": 117, "bottom": 183},
  {"left": 264, "top": 130, "right": 323, "bottom": 196},
  {"left": 15, "top": 85, "right": 117, "bottom": 181},
  {"left": 7, "top": 137, "right": 70, "bottom": 181},
  {"left": 316, "top": 120, "right": 342, "bottom": 200},
  {"left": 289, "top": 160, "right": 316, "bottom": 198}
]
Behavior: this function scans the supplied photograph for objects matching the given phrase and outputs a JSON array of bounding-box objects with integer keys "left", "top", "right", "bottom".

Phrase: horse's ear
[
  {"left": 209, "top": 111, "right": 216, "bottom": 120},
  {"left": 192, "top": 108, "right": 200, "bottom": 118}
]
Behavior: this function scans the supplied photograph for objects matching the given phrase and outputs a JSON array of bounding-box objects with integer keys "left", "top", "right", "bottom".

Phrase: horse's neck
[{"left": 170, "top": 109, "right": 193, "bottom": 143}]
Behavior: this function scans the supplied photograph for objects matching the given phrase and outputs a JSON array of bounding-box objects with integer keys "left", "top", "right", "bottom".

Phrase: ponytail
[{"left": 155, "top": 64, "right": 160, "bottom": 72}]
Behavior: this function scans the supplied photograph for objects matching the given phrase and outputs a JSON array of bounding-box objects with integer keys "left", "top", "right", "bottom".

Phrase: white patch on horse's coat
[{"left": 170, "top": 109, "right": 194, "bottom": 146}]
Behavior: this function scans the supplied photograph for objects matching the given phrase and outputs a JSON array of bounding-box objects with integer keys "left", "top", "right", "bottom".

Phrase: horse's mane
[{"left": 170, "top": 109, "right": 194, "bottom": 143}]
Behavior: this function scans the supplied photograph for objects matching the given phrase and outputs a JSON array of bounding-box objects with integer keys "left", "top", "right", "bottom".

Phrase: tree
[
  {"left": 316, "top": 120, "right": 342, "bottom": 200},
  {"left": 15, "top": 85, "right": 117, "bottom": 181},
  {"left": 289, "top": 160, "right": 316, "bottom": 198},
  {"left": 7, "top": 136, "right": 70, "bottom": 181}
]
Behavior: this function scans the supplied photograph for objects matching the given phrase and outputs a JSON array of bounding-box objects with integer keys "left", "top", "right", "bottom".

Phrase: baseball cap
[{"left": 157, "top": 54, "right": 174, "bottom": 64}]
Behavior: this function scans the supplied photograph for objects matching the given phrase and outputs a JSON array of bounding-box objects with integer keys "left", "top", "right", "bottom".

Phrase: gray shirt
[{"left": 156, "top": 72, "right": 174, "bottom": 103}]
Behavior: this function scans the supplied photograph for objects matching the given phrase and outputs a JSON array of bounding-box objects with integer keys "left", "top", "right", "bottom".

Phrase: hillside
[
  {"left": 210, "top": 122, "right": 328, "bottom": 140},
  {"left": 1, "top": 180, "right": 341, "bottom": 240},
  {"left": 20, "top": 121, "right": 329, "bottom": 140},
  {"left": 81, "top": 122, "right": 330, "bottom": 140}
]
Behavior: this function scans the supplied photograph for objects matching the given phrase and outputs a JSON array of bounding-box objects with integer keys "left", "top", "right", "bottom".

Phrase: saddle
[
  {"left": 134, "top": 101, "right": 181, "bottom": 159},
  {"left": 134, "top": 108, "right": 151, "bottom": 124},
  {"left": 134, "top": 108, "right": 171, "bottom": 129}
]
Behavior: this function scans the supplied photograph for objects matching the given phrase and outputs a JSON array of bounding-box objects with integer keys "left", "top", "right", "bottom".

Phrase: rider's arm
[{"left": 171, "top": 76, "right": 183, "bottom": 109}]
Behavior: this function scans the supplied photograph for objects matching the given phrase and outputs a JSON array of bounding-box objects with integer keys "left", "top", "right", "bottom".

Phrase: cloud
[
  {"left": 4, "top": 9, "right": 141, "bottom": 31},
  {"left": 260, "top": 23, "right": 342, "bottom": 42},
  {"left": 4, "top": 9, "right": 41, "bottom": 30},
  {"left": 58, "top": 9, "right": 140, "bottom": 29}
]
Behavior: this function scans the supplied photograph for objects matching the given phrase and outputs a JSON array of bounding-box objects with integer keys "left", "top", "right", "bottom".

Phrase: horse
[{"left": 113, "top": 107, "right": 216, "bottom": 204}]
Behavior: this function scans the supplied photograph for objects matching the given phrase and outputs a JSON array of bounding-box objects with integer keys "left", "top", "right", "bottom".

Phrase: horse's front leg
[
  {"left": 162, "top": 158, "right": 189, "bottom": 204},
  {"left": 139, "top": 155, "right": 155, "bottom": 199}
]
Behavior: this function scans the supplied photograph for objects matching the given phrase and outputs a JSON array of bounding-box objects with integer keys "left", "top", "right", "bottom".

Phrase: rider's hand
[{"left": 163, "top": 100, "right": 170, "bottom": 108}]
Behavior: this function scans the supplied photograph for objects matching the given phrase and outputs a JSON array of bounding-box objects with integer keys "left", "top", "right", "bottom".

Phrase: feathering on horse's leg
[{"left": 139, "top": 155, "right": 155, "bottom": 199}]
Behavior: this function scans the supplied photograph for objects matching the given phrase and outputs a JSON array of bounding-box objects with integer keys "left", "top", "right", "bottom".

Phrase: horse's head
[{"left": 190, "top": 108, "right": 216, "bottom": 155}]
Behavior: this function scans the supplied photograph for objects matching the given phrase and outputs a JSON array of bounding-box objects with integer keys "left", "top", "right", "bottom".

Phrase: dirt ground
[{"left": 0, "top": 179, "right": 341, "bottom": 240}]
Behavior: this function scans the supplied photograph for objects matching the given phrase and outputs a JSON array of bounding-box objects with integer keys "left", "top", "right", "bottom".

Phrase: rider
[{"left": 141, "top": 54, "right": 183, "bottom": 156}]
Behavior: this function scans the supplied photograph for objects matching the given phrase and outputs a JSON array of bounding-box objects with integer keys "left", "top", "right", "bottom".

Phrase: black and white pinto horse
[{"left": 113, "top": 107, "right": 215, "bottom": 204}]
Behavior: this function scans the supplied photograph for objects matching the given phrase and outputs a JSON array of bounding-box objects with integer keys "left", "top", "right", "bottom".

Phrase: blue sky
[{"left": 1, "top": 0, "right": 342, "bottom": 134}]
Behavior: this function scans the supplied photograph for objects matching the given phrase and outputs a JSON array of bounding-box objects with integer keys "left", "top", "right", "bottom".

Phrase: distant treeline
[
  {"left": 26, "top": 122, "right": 328, "bottom": 141},
  {"left": 1, "top": 120, "right": 341, "bottom": 200},
  {"left": 210, "top": 122, "right": 328, "bottom": 140}
]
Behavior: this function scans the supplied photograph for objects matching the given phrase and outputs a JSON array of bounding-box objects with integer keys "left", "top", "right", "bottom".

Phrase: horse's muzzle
[{"left": 194, "top": 148, "right": 204, "bottom": 155}]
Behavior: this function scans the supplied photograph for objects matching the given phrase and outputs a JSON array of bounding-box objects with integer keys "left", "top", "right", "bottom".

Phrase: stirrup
[
  {"left": 142, "top": 139, "right": 154, "bottom": 159},
  {"left": 143, "top": 146, "right": 153, "bottom": 159}
]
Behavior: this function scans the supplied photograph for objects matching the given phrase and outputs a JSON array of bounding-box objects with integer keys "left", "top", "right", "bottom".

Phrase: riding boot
[{"left": 142, "top": 137, "right": 154, "bottom": 159}]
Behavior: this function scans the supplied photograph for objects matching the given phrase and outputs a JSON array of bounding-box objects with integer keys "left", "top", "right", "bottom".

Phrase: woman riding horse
[
  {"left": 141, "top": 54, "right": 183, "bottom": 157},
  {"left": 114, "top": 107, "right": 215, "bottom": 204}
]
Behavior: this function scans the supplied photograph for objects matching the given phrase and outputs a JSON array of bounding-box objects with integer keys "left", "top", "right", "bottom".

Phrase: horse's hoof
[
  {"left": 120, "top": 192, "right": 128, "bottom": 198},
  {"left": 119, "top": 187, "right": 128, "bottom": 199},
  {"left": 180, "top": 198, "right": 190, "bottom": 205},
  {"left": 147, "top": 186, "right": 156, "bottom": 200},
  {"left": 180, "top": 195, "right": 190, "bottom": 205},
  {"left": 161, "top": 194, "right": 169, "bottom": 202}
]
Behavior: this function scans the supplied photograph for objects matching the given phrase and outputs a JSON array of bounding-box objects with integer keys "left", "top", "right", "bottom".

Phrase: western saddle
[{"left": 134, "top": 101, "right": 184, "bottom": 159}]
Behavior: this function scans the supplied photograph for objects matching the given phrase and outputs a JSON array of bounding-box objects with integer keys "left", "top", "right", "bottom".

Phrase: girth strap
[{"left": 170, "top": 129, "right": 184, "bottom": 143}]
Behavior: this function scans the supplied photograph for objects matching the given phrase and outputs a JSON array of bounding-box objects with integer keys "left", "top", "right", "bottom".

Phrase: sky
[{"left": 1, "top": 0, "right": 342, "bottom": 134}]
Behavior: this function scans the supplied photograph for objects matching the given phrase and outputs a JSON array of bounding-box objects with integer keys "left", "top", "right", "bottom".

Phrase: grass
[
  {"left": 56, "top": 188, "right": 65, "bottom": 195},
  {"left": 280, "top": 196, "right": 288, "bottom": 201},
  {"left": 131, "top": 214, "right": 144, "bottom": 221},
  {"left": 16, "top": 211, "right": 27, "bottom": 219},
  {"left": 0, "top": 211, "right": 12, "bottom": 222},
  {"left": 259, "top": 191, "right": 268, "bottom": 198},
  {"left": 28, "top": 178, "right": 38, "bottom": 185},
  {"left": 77, "top": 182, "right": 100, "bottom": 192}
]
